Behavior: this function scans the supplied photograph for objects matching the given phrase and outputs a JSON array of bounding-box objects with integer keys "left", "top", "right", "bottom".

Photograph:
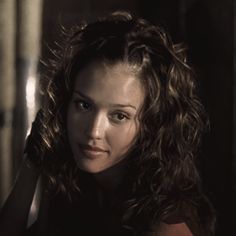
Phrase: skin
[
  {"left": 146, "top": 222, "right": 193, "bottom": 236},
  {"left": 0, "top": 61, "right": 193, "bottom": 236},
  {"left": 67, "top": 61, "right": 145, "bottom": 177}
]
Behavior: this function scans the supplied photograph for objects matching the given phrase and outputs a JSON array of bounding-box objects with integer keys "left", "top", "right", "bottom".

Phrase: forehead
[{"left": 73, "top": 61, "right": 145, "bottom": 108}]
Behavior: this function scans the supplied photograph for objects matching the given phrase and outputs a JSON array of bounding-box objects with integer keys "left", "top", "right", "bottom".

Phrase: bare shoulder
[{"left": 145, "top": 222, "right": 193, "bottom": 236}]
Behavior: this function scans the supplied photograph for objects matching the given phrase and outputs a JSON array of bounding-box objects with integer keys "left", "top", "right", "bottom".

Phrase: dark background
[{"left": 41, "top": 0, "right": 234, "bottom": 235}]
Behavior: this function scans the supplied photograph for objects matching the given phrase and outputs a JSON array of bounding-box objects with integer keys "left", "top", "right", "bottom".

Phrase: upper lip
[{"left": 79, "top": 144, "right": 107, "bottom": 152}]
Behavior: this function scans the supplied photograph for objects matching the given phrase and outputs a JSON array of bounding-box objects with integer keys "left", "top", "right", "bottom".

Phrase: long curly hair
[{"left": 34, "top": 11, "right": 215, "bottom": 235}]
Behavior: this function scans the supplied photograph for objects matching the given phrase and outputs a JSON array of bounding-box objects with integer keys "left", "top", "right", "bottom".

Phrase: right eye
[{"left": 73, "top": 100, "right": 91, "bottom": 111}]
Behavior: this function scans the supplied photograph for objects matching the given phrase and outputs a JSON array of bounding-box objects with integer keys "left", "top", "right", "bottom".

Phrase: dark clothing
[
  {"left": 24, "top": 174, "right": 201, "bottom": 236},
  {"left": 25, "top": 172, "right": 132, "bottom": 236}
]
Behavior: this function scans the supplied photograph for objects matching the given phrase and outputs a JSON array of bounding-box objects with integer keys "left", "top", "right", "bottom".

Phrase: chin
[{"left": 76, "top": 161, "right": 109, "bottom": 174}]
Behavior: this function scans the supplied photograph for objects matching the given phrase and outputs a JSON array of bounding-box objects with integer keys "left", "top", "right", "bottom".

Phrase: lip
[
  {"left": 78, "top": 144, "right": 108, "bottom": 159},
  {"left": 79, "top": 144, "right": 107, "bottom": 152}
]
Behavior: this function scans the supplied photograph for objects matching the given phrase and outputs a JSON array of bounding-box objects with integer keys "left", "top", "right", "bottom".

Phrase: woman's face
[{"left": 67, "top": 61, "right": 145, "bottom": 173}]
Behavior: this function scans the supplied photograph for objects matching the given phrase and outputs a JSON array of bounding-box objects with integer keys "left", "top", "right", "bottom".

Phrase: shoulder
[
  {"left": 142, "top": 202, "right": 204, "bottom": 236},
  {"left": 144, "top": 209, "right": 194, "bottom": 236},
  {"left": 145, "top": 222, "right": 193, "bottom": 236}
]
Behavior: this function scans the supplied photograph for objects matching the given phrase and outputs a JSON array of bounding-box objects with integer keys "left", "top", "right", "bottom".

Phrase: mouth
[{"left": 78, "top": 144, "right": 108, "bottom": 159}]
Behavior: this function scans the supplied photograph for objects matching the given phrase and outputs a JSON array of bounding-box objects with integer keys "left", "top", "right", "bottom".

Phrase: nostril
[
  {"left": 84, "top": 122, "right": 105, "bottom": 140},
  {"left": 84, "top": 112, "right": 107, "bottom": 139},
  {"left": 85, "top": 128, "right": 103, "bottom": 140}
]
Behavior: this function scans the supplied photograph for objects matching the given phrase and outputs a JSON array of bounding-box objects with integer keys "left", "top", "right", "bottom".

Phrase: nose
[{"left": 84, "top": 112, "right": 107, "bottom": 140}]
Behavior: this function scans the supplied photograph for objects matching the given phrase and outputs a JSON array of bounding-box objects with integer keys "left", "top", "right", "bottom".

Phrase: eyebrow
[{"left": 73, "top": 90, "right": 137, "bottom": 110}]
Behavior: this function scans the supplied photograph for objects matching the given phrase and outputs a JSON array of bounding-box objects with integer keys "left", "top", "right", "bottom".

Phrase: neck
[{"left": 92, "top": 158, "right": 130, "bottom": 194}]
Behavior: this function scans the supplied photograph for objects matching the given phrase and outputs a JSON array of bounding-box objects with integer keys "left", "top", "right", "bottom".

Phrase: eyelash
[
  {"left": 73, "top": 99, "right": 91, "bottom": 111},
  {"left": 110, "top": 112, "right": 130, "bottom": 123},
  {"left": 72, "top": 99, "right": 130, "bottom": 123}
]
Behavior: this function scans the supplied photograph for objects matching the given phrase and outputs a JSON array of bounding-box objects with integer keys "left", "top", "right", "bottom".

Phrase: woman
[{"left": 0, "top": 11, "right": 216, "bottom": 236}]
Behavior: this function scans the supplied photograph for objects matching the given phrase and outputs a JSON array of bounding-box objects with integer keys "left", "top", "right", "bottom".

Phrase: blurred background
[{"left": 0, "top": 0, "right": 234, "bottom": 235}]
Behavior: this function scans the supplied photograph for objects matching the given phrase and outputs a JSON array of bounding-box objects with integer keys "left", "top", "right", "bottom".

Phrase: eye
[
  {"left": 73, "top": 100, "right": 91, "bottom": 111},
  {"left": 111, "top": 112, "right": 130, "bottom": 123}
]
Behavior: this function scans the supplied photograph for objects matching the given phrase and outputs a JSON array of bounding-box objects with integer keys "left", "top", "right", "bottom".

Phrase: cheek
[{"left": 110, "top": 122, "right": 139, "bottom": 152}]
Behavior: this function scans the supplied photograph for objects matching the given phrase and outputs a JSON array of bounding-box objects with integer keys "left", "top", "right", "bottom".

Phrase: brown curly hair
[{"left": 32, "top": 11, "right": 215, "bottom": 235}]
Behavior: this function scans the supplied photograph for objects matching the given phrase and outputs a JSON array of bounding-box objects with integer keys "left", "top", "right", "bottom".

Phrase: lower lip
[{"left": 79, "top": 147, "right": 107, "bottom": 159}]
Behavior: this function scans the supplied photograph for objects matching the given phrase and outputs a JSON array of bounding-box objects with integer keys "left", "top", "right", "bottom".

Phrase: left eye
[{"left": 111, "top": 112, "right": 129, "bottom": 122}]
